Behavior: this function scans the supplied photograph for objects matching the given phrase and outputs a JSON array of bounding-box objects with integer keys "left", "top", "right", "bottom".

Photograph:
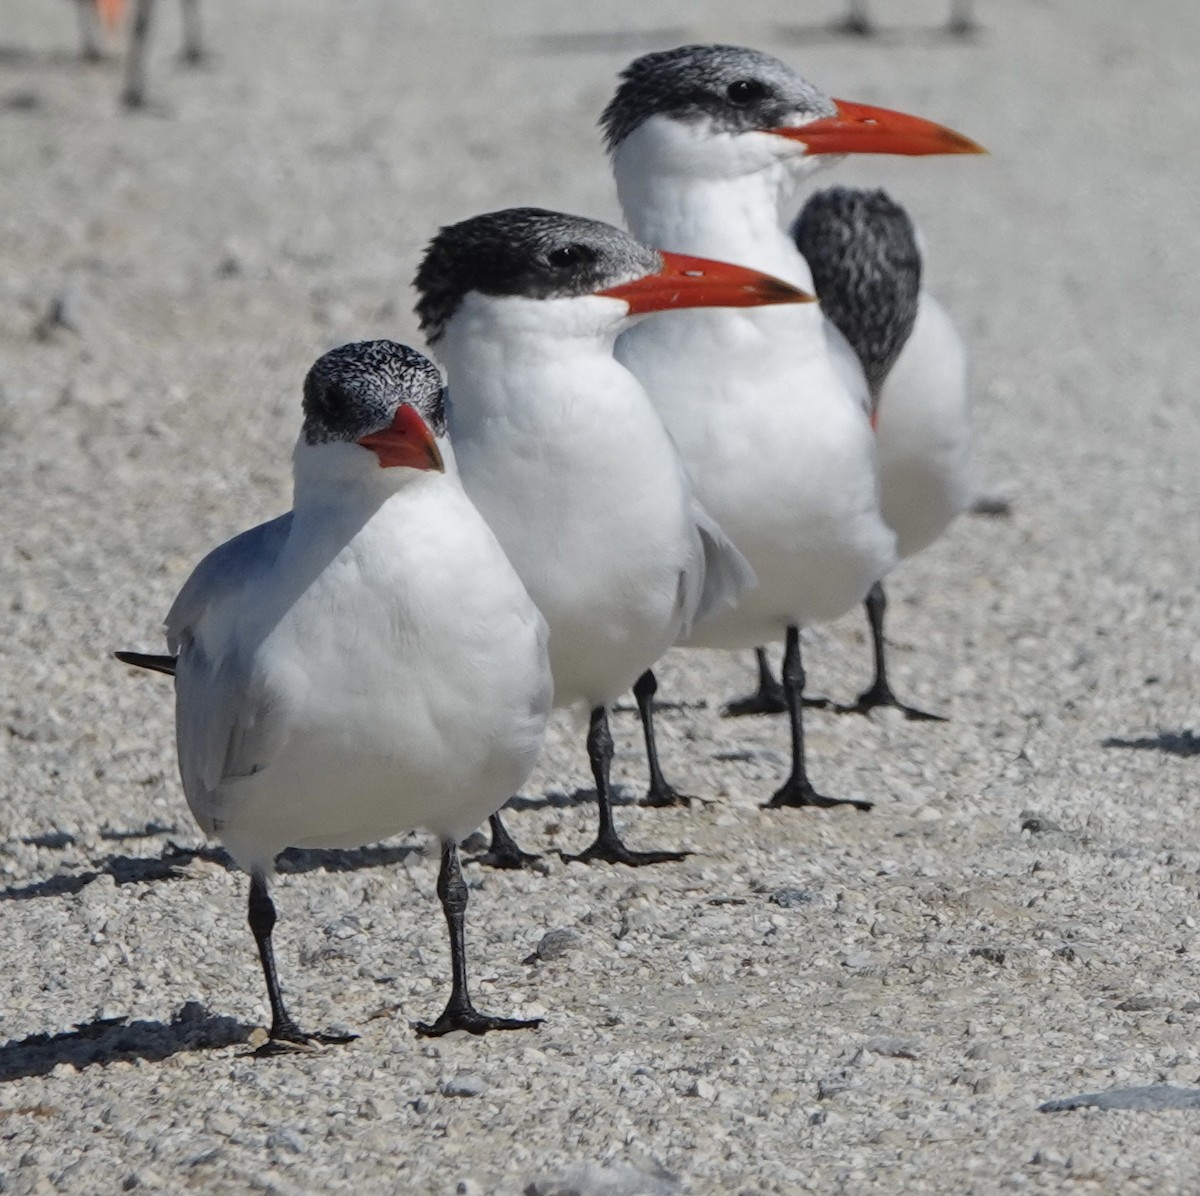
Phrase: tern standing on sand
[
  {"left": 604, "top": 44, "right": 983, "bottom": 810},
  {"left": 118, "top": 341, "right": 552, "bottom": 1045},
  {"left": 414, "top": 208, "right": 814, "bottom": 865},
  {"left": 793, "top": 186, "right": 973, "bottom": 719}
]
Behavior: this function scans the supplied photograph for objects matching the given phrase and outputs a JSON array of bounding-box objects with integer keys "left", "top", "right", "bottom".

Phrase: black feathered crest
[{"left": 414, "top": 207, "right": 661, "bottom": 344}]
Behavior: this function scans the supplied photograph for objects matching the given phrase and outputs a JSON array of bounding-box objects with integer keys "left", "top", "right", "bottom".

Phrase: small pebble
[
  {"left": 441, "top": 1072, "right": 487, "bottom": 1099},
  {"left": 769, "top": 888, "right": 821, "bottom": 908},
  {"left": 1040, "top": 1086, "right": 1200, "bottom": 1113},
  {"left": 1116, "top": 995, "right": 1157, "bottom": 1012},
  {"left": 524, "top": 928, "right": 583, "bottom": 964}
]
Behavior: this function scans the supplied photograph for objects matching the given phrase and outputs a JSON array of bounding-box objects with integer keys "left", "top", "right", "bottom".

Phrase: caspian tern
[
  {"left": 413, "top": 208, "right": 809, "bottom": 865},
  {"left": 117, "top": 340, "right": 553, "bottom": 1044},
  {"left": 793, "top": 186, "right": 973, "bottom": 719},
  {"left": 603, "top": 44, "right": 982, "bottom": 810}
]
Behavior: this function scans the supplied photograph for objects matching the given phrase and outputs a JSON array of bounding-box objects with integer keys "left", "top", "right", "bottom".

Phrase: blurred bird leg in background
[
  {"left": 120, "top": 0, "right": 204, "bottom": 111},
  {"left": 837, "top": 0, "right": 978, "bottom": 38}
]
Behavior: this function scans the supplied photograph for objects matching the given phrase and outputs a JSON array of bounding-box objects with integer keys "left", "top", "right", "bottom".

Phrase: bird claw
[
  {"left": 471, "top": 843, "right": 544, "bottom": 871},
  {"left": 254, "top": 1025, "right": 358, "bottom": 1056},
  {"left": 835, "top": 684, "right": 947, "bottom": 722},
  {"left": 721, "top": 690, "right": 788, "bottom": 717},
  {"left": 900, "top": 704, "right": 948, "bottom": 723},
  {"left": 561, "top": 835, "right": 689, "bottom": 867},
  {"left": 763, "top": 780, "right": 873, "bottom": 813},
  {"left": 415, "top": 1008, "right": 543, "bottom": 1037},
  {"left": 722, "top": 691, "right": 829, "bottom": 718},
  {"left": 638, "top": 783, "right": 694, "bottom": 809}
]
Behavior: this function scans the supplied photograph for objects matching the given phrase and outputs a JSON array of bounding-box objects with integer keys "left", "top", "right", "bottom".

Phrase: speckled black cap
[
  {"left": 301, "top": 340, "right": 445, "bottom": 445},
  {"left": 792, "top": 186, "right": 922, "bottom": 397},
  {"left": 600, "top": 44, "right": 835, "bottom": 152},
  {"left": 414, "top": 207, "right": 662, "bottom": 344}
]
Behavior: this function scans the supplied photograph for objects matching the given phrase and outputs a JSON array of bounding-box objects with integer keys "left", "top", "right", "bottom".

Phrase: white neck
[
  {"left": 436, "top": 292, "right": 631, "bottom": 427},
  {"left": 290, "top": 437, "right": 415, "bottom": 512},
  {"left": 613, "top": 117, "right": 819, "bottom": 290}
]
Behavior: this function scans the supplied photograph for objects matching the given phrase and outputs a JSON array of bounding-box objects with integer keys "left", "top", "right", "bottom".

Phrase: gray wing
[
  {"left": 174, "top": 636, "right": 292, "bottom": 834},
  {"left": 165, "top": 513, "right": 292, "bottom": 651},
  {"left": 681, "top": 496, "right": 756, "bottom": 639},
  {"left": 168, "top": 514, "right": 294, "bottom": 833},
  {"left": 667, "top": 436, "right": 755, "bottom": 641}
]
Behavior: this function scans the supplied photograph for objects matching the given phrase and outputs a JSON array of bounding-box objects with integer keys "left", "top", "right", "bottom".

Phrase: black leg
[
  {"left": 472, "top": 810, "right": 542, "bottom": 871},
  {"left": 946, "top": 0, "right": 978, "bottom": 36},
  {"left": 77, "top": 0, "right": 105, "bottom": 61},
  {"left": 723, "top": 645, "right": 829, "bottom": 717},
  {"left": 120, "top": 0, "right": 154, "bottom": 108},
  {"left": 248, "top": 874, "right": 356, "bottom": 1052},
  {"left": 970, "top": 494, "right": 1012, "bottom": 518},
  {"left": 723, "top": 647, "right": 787, "bottom": 716},
  {"left": 836, "top": 582, "right": 947, "bottom": 722},
  {"left": 634, "top": 670, "right": 693, "bottom": 808},
  {"left": 415, "top": 841, "right": 542, "bottom": 1037},
  {"left": 562, "top": 707, "right": 689, "bottom": 866},
  {"left": 180, "top": 0, "right": 204, "bottom": 63},
  {"left": 765, "top": 625, "right": 873, "bottom": 812}
]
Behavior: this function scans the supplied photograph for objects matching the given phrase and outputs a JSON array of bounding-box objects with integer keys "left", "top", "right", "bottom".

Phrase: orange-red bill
[
  {"left": 597, "top": 251, "right": 814, "bottom": 314},
  {"left": 357, "top": 404, "right": 445, "bottom": 472},
  {"left": 771, "top": 99, "right": 986, "bottom": 157}
]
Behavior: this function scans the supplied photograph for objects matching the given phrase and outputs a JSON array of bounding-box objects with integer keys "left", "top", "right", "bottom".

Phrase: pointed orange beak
[
  {"left": 597, "top": 251, "right": 814, "bottom": 313},
  {"left": 357, "top": 404, "right": 445, "bottom": 472},
  {"left": 96, "top": 0, "right": 127, "bottom": 33},
  {"left": 771, "top": 99, "right": 986, "bottom": 157}
]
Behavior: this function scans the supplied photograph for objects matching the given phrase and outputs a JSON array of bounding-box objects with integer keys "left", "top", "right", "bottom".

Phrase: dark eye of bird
[
  {"left": 547, "top": 244, "right": 594, "bottom": 269},
  {"left": 726, "top": 78, "right": 767, "bottom": 105}
]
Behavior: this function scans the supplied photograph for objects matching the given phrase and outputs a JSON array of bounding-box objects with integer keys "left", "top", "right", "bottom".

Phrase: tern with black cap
[
  {"left": 603, "top": 44, "right": 983, "bottom": 811},
  {"left": 415, "top": 208, "right": 812, "bottom": 865},
  {"left": 794, "top": 186, "right": 973, "bottom": 720},
  {"left": 117, "top": 340, "right": 552, "bottom": 1044}
]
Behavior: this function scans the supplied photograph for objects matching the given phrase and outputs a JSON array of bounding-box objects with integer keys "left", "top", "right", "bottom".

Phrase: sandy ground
[{"left": 1, "top": 0, "right": 1199, "bottom": 1192}]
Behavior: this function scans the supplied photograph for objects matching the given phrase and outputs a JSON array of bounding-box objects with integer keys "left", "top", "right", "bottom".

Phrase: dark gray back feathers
[
  {"left": 302, "top": 340, "right": 445, "bottom": 445},
  {"left": 793, "top": 186, "right": 922, "bottom": 398}
]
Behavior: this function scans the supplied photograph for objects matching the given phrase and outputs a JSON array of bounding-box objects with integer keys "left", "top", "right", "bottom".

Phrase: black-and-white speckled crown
[{"left": 302, "top": 340, "right": 445, "bottom": 445}]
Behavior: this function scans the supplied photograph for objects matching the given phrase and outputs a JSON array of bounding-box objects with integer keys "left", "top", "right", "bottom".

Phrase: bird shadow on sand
[
  {"left": 1101, "top": 730, "right": 1200, "bottom": 758},
  {"left": 0, "top": 45, "right": 105, "bottom": 70},
  {"left": 611, "top": 697, "right": 708, "bottom": 714},
  {"left": 18, "top": 824, "right": 177, "bottom": 852},
  {"left": 0, "top": 1003, "right": 252, "bottom": 1083},
  {"left": 505, "top": 786, "right": 636, "bottom": 814},
  {"left": 0, "top": 839, "right": 424, "bottom": 902}
]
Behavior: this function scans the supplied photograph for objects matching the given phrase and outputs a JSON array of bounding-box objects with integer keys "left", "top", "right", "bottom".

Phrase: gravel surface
[{"left": 2, "top": 0, "right": 1198, "bottom": 1192}]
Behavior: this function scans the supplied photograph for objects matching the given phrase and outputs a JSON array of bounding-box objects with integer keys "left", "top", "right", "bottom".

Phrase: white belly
[
  {"left": 181, "top": 481, "right": 552, "bottom": 876},
  {"left": 449, "top": 362, "right": 704, "bottom": 708},
  {"left": 618, "top": 303, "right": 896, "bottom": 646},
  {"left": 876, "top": 293, "right": 975, "bottom": 559}
]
